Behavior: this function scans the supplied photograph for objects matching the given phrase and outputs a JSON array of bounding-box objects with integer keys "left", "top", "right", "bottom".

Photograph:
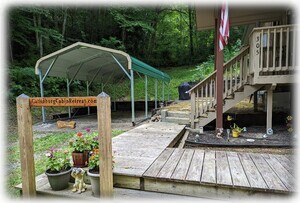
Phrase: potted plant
[
  {"left": 69, "top": 131, "right": 91, "bottom": 167},
  {"left": 86, "top": 130, "right": 99, "bottom": 151},
  {"left": 87, "top": 149, "right": 115, "bottom": 197},
  {"left": 231, "top": 123, "right": 246, "bottom": 138},
  {"left": 87, "top": 149, "right": 100, "bottom": 197},
  {"left": 45, "top": 148, "right": 72, "bottom": 191}
]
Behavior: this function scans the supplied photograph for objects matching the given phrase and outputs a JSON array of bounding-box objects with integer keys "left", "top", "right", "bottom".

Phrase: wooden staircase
[{"left": 189, "top": 24, "right": 297, "bottom": 128}]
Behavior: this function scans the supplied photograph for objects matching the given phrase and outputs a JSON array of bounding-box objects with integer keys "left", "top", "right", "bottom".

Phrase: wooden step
[
  {"left": 167, "top": 111, "right": 190, "bottom": 118},
  {"left": 165, "top": 117, "right": 190, "bottom": 125}
]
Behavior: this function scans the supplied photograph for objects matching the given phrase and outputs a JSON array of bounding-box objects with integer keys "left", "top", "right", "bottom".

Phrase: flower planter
[
  {"left": 72, "top": 151, "right": 89, "bottom": 167},
  {"left": 45, "top": 167, "right": 72, "bottom": 191},
  {"left": 232, "top": 130, "right": 240, "bottom": 138},
  {"left": 87, "top": 170, "right": 100, "bottom": 197}
]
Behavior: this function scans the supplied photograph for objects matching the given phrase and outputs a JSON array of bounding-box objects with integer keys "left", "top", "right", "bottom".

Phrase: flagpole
[{"left": 216, "top": 5, "right": 224, "bottom": 135}]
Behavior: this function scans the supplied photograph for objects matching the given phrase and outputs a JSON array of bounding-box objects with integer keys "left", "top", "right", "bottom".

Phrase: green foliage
[
  {"left": 88, "top": 149, "right": 100, "bottom": 171},
  {"left": 45, "top": 148, "right": 71, "bottom": 173},
  {"left": 8, "top": 66, "right": 68, "bottom": 102},
  {"left": 69, "top": 132, "right": 91, "bottom": 153},
  {"left": 100, "top": 37, "right": 126, "bottom": 51}
]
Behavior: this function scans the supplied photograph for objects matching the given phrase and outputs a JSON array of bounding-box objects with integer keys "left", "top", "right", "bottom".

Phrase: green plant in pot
[
  {"left": 87, "top": 149, "right": 115, "bottom": 197},
  {"left": 230, "top": 123, "right": 246, "bottom": 138},
  {"left": 45, "top": 148, "right": 72, "bottom": 191},
  {"left": 86, "top": 130, "right": 99, "bottom": 151},
  {"left": 69, "top": 131, "right": 91, "bottom": 167}
]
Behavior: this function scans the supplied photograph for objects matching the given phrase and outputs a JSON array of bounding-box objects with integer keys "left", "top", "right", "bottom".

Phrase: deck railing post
[
  {"left": 97, "top": 92, "right": 113, "bottom": 198},
  {"left": 266, "top": 86, "right": 274, "bottom": 134},
  {"left": 17, "top": 94, "right": 36, "bottom": 198},
  {"left": 190, "top": 91, "right": 196, "bottom": 128}
]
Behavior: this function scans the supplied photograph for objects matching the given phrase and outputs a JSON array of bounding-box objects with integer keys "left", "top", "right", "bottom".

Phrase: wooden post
[
  {"left": 266, "top": 87, "right": 273, "bottom": 132},
  {"left": 97, "top": 92, "right": 113, "bottom": 198},
  {"left": 17, "top": 94, "right": 36, "bottom": 198},
  {"left": 216, "top": 8, "right": 224, "bottom": 130},
  {"left": 190, "top": 91, "right": 196, "bottom": 128},
  {"left": 253, "top": 91, "right": 258, "bottom": 112}
]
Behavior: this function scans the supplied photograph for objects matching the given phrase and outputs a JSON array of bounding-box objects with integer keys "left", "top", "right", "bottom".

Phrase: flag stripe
[{"left": 219, "top": 1, "right": 229, "bottom": 51}]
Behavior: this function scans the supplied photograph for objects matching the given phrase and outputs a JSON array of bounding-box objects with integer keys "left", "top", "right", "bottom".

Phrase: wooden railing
[
  {"left": 249, "top": 25, "right": 297, "bottom": 76},
  {"left": 188, "top": 25, "right": 297, "bottom": 127},
  {"left": 189, "top": 46, "right": 250, "bottom": 127}
]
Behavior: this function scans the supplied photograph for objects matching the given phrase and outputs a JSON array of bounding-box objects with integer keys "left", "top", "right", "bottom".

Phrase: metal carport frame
[{"left": 35, "top": 42, "right": 171, "bottom": 125}]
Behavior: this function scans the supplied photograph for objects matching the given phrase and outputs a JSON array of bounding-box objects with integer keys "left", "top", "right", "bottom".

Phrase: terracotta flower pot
[
  {"left": 87, "top": 170, "right": 100, "bottom": 197},
  {"left": 72, "top": 151, "right": 89, "bottom": 167},
  {"left": 45, "top": 167, "right": 72, "bottom": 191}
]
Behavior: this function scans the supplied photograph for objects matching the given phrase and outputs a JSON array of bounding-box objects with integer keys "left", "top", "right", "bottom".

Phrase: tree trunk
[
  {"left": 9, "top": 39, "right": 13, "bottom": 63},
  {"left": 188, "top": 6, "right": 194, "bottom": 60},
  {"left": 33, "top": 14, "right": 39, "bottom": 48},
  {"left": 61, "top": 8, "right": 68, "bottom": 48},
  {"left": 38, "top": 14, "right": 43, "bottom": 57}
]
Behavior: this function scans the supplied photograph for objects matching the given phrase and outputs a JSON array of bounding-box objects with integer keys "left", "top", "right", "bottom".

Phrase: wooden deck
[
  {"left": 112, "top": 122, "right": 185, "bottom": 177},
  {"left": 15, "top": 122, "right": 295, "bottom": 199},
  {"left": 143, "top": 148, "right": 295, "bottom": 195}
]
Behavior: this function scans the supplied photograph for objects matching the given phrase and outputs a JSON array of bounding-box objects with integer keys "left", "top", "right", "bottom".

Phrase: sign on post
[{"left": 17, "top": 95, "right": 113, "bottom": 198}]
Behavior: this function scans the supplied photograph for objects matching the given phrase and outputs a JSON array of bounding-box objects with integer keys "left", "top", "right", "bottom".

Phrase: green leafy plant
[
  {"left": 69, "top": 132, "right": 91, "bottom": 153},
  {"left": 45, "top": 148, "right": 71, "bottom": 173},
  {"left": 88, "top": 149, "right": 115, "bottom": 172},
  {"left": 230, "top": 123, "right": 245, "bottom": 133},
  {"left": 85, "top": 129, "right": 99, "bottom": 150},
  {"left": 88, "top": 149, "right": 100, "bottom": 172}
]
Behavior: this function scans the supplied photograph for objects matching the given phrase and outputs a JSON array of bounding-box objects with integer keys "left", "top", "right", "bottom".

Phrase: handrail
[
  {"left": 249, "top": 24, "right": 295, "bottom": 39},
  {"left": 188, "top": 70, "right": 217, "bottom": 94},
  {"left": 188, "top": 46, "right": 250, "bottom": 94}
]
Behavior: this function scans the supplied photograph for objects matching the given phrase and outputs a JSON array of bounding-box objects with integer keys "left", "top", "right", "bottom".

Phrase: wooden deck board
[
  {"left": 216, "top": 151, "right": 232, "bottom": 186},
  {"left": 227, "top": 152, "right": 250, "bottom": 188},
  {"left": 272, "top": 154, "right": 294, "bottom": 176},
  {"left": 143, "top": 148, "right": 175, "bottom": 178},
  {"left": 157, "top": 149, "right": 184, "bottom": 179},
  {"left": 261, "top": 154, "right": 294, "bottom": 191},
  {"left": 250, "top": 153, "right": 288, "bottom": 192},
  {"left": 185, "top": 149, "right": 204, "bottom": 182},
  {"left": 201, "top": 151, "right": 216, "bottom": 184},
  {"left": 171, "top": 149, "right": 194, "bottom": 181},
  {"left": 113, "top": 122, "right": 185, "bottom": 177},
  {"left": 238, "top": 153, "right": 268, "bottom": 189}
]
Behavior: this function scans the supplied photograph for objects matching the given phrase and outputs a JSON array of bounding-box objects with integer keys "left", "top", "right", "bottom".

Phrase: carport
[{"left": 35, "top": 42, "right": 171, "bottom": 125}]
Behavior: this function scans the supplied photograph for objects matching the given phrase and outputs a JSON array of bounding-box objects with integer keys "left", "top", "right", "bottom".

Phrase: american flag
[{"left": 219, "top": 2, "right": 229, "bottom": 51}]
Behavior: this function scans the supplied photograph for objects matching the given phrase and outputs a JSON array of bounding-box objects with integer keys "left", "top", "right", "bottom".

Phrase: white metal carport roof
[{"left": 35, "top": 42, "right": 171, "bottom": 125}]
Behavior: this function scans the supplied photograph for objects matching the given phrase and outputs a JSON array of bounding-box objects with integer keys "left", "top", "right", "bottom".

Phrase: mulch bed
[{"left": 185, "top": 126, "right": 295, "bottom": 148}]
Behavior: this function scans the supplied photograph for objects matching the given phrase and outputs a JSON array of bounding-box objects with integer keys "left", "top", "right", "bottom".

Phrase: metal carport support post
[
  {"left": 162, "top": 81, "right": 165, "bottom": 102},
  {"left": 86, "top": 81, "right": 90, "bottom": 115},
  {"left": 155, "top": 79, "right": 158, "bottom": 109},
  {"left": 67, "top": 78, "right": 71, "bottom": 119},
  {"left": 38, "top": 56, "right": 58, "bottom": 123},
  {"left": 145, "top": 75, "right": 148, "bottom": 118},
  {"left": 130, "top": 69, "right": 135, "bottom": 125},
  {"left": 168, "top": 82, "right": 170, "bottom": 101},
  {"left": 38, "top": 69, "right": 46, "bottom": 123}
]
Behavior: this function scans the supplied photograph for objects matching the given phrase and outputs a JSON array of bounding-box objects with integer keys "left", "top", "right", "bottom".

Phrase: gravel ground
[{"left": 33, "top": 111, "right": 149, "bottom": 134}]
